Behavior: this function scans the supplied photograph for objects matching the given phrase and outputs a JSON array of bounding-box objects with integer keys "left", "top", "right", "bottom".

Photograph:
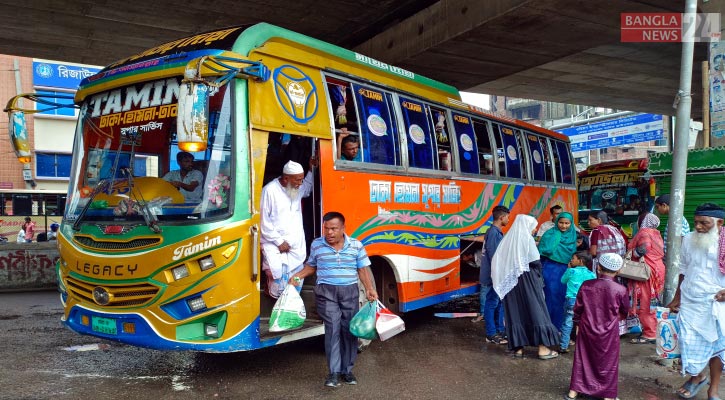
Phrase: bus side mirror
[
  {"left": 177, "top": 80, "right": 209, "bottom": 152},
  {"left": 7, "top": 111, "right": 32, "bottom": 163}
]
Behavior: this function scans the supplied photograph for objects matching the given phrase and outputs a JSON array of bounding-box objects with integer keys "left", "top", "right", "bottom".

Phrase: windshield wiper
[
  {"left": 72, "top": 179, "right": 112, "bottom": 231},
  {"left": 122, "top": 131, "right": 161, "bottom": 233},
  {"left": 120, "top": 167, "right": 161, "bottom": 234}
]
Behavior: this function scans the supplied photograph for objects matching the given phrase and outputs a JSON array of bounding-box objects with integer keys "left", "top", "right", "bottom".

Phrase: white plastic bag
[
  {"left": 655, "top": 307, "right": 680, "bottom": 359},
  {"left": 269, "top": 284, "right": 306, "bottom": 332},
  {"left": 375, "top": 300, "right": 405, "bottom": 341}
]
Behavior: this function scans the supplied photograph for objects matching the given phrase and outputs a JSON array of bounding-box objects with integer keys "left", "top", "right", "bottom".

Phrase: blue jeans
[
  {"left": 480, "top": 284, "right": 504, "bottom": 337},
  {"left": 560, "top": 297, "right": 576, "bottom": 350}
]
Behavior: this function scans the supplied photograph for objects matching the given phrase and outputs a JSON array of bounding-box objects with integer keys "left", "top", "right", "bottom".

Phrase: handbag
[{"left": 618, "top": 251, "right": 650, "bottom": 281}]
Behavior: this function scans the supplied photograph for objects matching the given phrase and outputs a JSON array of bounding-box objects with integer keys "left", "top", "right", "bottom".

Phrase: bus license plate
[{"left": 91, "top": 316, "right": 117, "bottom": 335}]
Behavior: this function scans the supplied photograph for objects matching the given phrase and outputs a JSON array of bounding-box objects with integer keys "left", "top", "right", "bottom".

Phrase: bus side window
[
  {"left": 538, "top": 137, "right": 555, "bottom": 182},
  {"left": 514, "top": 130, "right": 529, "bottom": 180},
  {"left": 554, "top": 141, "right": 574, "bottom": 184},
  {"left": 353, "top": 84, "right": 400, "bottom": 166},
  {"left": 526, "top": 132, "right": 546, "bottom": 181},
  {"left": 326, "top": 81, "right": 359, "bottom": 135},
  {"left": 399, "top": 97, "right": 436, "bottom": 169},
  {"left": 451, "top": 112, "right": 479, "bottom": 174},
  {"left": 429, "top": 106, "right": 454, "bottom": 171},
  {"left": 494, "top": 124, "right": 522, "bottom": 179},
  {"left": 491, "top": 123, "right": 507, "bottom": 176},
  {"left": 472, "top": 119, "right": 494, "bottom": 176}
]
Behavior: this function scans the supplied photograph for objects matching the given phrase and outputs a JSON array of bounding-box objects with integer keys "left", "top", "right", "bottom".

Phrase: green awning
[{"left": 648, "top": 146, "right": 725, "bottom": 174}]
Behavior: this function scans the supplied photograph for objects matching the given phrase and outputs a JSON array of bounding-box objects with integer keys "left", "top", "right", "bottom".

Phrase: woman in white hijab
[{"left": 492, "top": 214, "right": 560, "bottom": 359}]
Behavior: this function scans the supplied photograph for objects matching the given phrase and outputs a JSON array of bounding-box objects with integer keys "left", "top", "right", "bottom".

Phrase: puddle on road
[
  {"left": 171, "top": 375, "right": 191, "bottom": 391},
  {"left": 63, "top": 343, "right": 111, "bottom": 351}
]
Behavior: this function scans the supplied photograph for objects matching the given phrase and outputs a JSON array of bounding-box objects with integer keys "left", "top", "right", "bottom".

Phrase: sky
[{"left": 460, "top": 92, "right": 490, "bottom": 110}]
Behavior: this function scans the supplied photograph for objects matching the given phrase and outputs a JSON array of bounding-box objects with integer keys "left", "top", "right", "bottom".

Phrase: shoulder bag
[{"left": 618, "top": 251, "right": 650, "bottom": 281}]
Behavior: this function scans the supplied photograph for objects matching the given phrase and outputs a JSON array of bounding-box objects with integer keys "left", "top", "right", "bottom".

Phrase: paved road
[{"left": 0, "top": 290, "right": 713, "bottom": 400}]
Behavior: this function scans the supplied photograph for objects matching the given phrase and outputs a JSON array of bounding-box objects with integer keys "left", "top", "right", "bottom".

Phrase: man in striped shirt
[{"left": 290, "top": 211, "right": 378, "bottom": 388}]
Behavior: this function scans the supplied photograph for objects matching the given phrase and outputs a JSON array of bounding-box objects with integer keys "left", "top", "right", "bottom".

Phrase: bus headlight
[
  {"left": 198, "top": 256, "right": 215, "bottom": 271},
  {"left": 187, "top": 296, "right": 206, "bottom": 312},
  {"left": 171, "top": 264, "right": 189, "bottom": 281}
]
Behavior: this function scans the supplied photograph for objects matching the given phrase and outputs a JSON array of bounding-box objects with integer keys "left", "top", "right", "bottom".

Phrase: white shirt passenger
[
  {"left": 679, "top": 231, "right": 725, "bottom": 342},
  {"left": 260, "top": 172, "right": 313, "bottom": 279}
]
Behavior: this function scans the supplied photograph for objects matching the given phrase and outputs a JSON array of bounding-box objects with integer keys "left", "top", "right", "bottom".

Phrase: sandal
[
  {"left": 677, "top": 375, "right": 710, "bottom": 399},
  {"left": 631, "top": 336, "right": 656, "bottom": 344},
  {"left": 563, "top": 394, "right": 576, "bottom": 400},
  {"left": 538, "top": 349, "right": 559, "bottom": 360},
  {"left": 486, "top": 334, "right": 509, "bottom": 345}
]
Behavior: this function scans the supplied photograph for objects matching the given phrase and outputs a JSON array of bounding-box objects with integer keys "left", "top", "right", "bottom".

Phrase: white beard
[
  {"left": 284, "top": 184, "right": 299, "bottom": 200},
  {"left": 691, "top": 224, "right": 719, "bottom": 251}
]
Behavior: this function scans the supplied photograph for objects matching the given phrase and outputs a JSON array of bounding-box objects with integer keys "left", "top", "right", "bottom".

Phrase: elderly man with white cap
[
  {"left": 260, "top": 158, "right": 317, "bottom": 298},
  {"left": 668, "top": 203, "right": 725, "bottom": 400}
]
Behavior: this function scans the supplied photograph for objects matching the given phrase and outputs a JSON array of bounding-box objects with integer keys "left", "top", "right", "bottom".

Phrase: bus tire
[{"left": 369, "top": 256, "right": 400, "bottom": 314}]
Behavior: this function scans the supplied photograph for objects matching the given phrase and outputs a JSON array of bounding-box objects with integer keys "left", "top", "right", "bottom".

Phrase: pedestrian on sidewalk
[
  {"left": 566, "top": 253, "right": 629, "bottom": 400},
  {"left": 492, "top": 214, "right": 559, "bottom": 360},
  {"left": 667, "top": 203, "right": 725, "bottom": 400},
  {"left": 474, "top": 205, "right": 509, "bottom": 345},
  {"left": 654, "top": 194, "right": 690, "bottom": 257}
]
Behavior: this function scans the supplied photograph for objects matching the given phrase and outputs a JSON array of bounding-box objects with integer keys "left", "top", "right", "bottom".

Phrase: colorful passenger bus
[
  {"left": 577, "top": 158, "right": 653, "bottom": 237},
  {"left": 0, "top": 189, "right": 65, "bottom": 241},
  {"left": 5, "top": 24, "right": 576, "bottom": 351}
]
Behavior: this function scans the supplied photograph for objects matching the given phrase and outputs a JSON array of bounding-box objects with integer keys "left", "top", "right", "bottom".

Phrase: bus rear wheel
[{"left": 370, "top": 256, "right": 399, "bottom": 314}]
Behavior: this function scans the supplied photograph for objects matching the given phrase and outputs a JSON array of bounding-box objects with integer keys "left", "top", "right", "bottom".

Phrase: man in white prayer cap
[{"left": 260, "top": 157, "right": 317, "bottom": 298}]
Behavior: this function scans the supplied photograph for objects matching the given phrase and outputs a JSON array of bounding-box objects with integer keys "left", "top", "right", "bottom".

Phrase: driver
[{"left": 163, "top": 152, "right": 203, "bottom": 203}]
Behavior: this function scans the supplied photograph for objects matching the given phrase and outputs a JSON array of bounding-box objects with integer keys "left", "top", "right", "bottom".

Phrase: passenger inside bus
[{"left": 337, "top": 131, "right": 361, "bottom": 161}]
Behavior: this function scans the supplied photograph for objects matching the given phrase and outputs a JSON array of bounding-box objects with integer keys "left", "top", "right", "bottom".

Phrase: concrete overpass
[{"left": 2, "top": 0, "right": 722, "bottom": 119}]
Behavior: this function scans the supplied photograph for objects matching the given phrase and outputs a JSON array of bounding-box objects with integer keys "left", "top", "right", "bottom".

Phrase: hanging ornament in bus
[{"left": 335, "top": 86, "right": 347, "bottom": 125}]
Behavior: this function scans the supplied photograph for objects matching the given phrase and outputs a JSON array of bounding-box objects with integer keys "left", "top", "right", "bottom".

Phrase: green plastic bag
[
  {"left": 269, "top": 284, "right": 306, "bottom": 332},
  {"left": 350, "top": 301, "right": 377, "bottom": 340}
]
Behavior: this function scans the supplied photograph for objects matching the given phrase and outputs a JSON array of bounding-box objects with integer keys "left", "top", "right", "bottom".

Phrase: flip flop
[
  {"left": 631, "top": 336, "right": 656, "bottom": 344},
  {"left": 677, "top": 376, "right": 710, "bottom": 399},
  {"left": 563, "top": 394, "right": 576, "bottom": 400},
  {"left": 538, "top": 349, "right": 559, "bottom": 360}
]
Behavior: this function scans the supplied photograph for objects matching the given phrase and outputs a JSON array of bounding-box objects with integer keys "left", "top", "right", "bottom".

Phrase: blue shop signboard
[
  {"left": 33, "top": 61, "right": 101, "bottom": 90},
  {"left": 558, "top": 113, "right": 664, "bottom": 152}
]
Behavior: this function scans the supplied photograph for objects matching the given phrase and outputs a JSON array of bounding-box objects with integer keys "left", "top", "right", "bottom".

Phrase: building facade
[{"left": 0, "top": 55, "right": 100, "bottom": 190}]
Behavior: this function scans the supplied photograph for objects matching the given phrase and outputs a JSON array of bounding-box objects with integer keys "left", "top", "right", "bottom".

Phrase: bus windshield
[
  {"left": 65, "top": 79, "right": 233, "bottom": 225},
  {"left": 577, "top": 159, "right": 651, "bottom": 236}
]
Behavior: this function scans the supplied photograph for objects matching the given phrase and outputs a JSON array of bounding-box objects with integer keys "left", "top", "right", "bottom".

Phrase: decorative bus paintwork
[{"left": 36, "top": 23, "right": 577, "bottom": 351}]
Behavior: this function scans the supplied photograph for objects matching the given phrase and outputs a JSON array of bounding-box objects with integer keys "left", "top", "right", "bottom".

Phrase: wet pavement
[{"left": 0, "top": 291, "right": 721, "bottom": 400}]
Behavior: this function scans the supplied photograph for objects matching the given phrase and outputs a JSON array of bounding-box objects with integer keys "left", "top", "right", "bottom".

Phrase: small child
[
  {"left": 559, "top": 251, "right": 596, "bottom": 353},
  {"left": 566, "top": 253, "right": 630, "bottom": 400}
]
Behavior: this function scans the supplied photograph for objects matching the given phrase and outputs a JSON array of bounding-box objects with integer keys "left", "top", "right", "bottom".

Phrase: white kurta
[
  {"left": 260, "top": 172, "right": 313, "bottom": 279},
  {"left": 679, "top": 233, "right": 725, "bottom": 343}
]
